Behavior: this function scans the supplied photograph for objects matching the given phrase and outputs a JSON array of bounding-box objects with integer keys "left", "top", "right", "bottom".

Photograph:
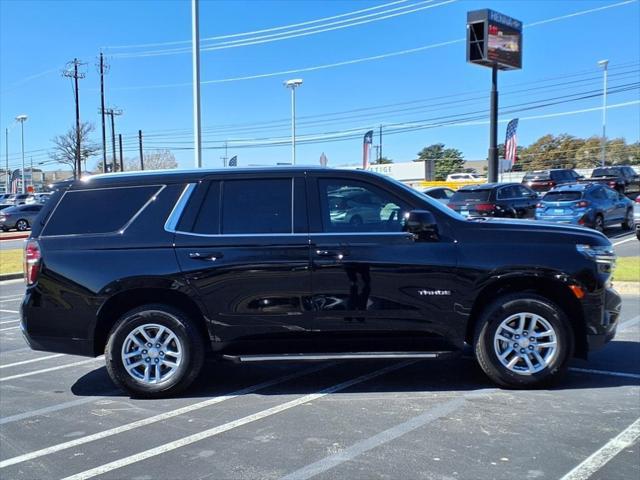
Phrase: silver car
[{"left": 0, "top": 204, "right": 43, "bottom": 232}]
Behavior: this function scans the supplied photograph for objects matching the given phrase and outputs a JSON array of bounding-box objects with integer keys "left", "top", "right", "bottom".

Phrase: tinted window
[
  {"left": 497, "top": 186, "right": 519, "bottom": 199},
  {"left": 605, "top": 188, "right": 619, "bottom": 200},
  {"left": 451, "top": 189, "right": 492, "bottom": 202},
  {"left": 524, "top": 171, "right": 550, "bottom": 181},
  {"left": 222, "top": 179, "right": 292, "bottom": 234},
  {"left": 43, "top": 186, "right": 160, "bottom": 236},
  {"left": 22, "top": 205, "right": 42, "bottom": 212},
  {"left": 543, "top": 191, "right": 582, "bottom": 202},
  {"left": 425, "top": 189, "right": 446, "bottom": 199},
  {"left": 319, "top": 179, "right": 408, "bottom": 233},
  {"left": 592, "top": 167, "right": 621, "bottom": 177},
  {"left": 517, "top": 185, "right": 535, "bottom": 197},
  {"left": 591, "top": 188, "right": 607, "bottom": 200},
  {"left": 191, "top": 182, "right": 221, "bottom": 234}
]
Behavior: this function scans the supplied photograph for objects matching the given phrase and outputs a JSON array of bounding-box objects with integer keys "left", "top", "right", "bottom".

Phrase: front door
[
  {"left": 307, "top": 175, "right": 460, "bottom": 353},
  {"left": 173, "top": 176, "right": 313, "bottom": 353}
]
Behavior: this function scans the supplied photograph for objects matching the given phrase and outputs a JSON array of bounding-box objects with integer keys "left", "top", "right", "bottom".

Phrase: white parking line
[
  {"left": 58, "top": 361, "right": 416, "bottom": 480},
  {"left": 0, "top": 309, "right": 18, "bottom": 313},
  {"left": 0, "top": 394, "right": 117, "bottom": 426},
  {"left": 282, "top": 388, "right": 496, "bottom": 480},
  {"left": 569, "top": 367, "right": 640, "bottom": 380},
  {"left": 0, "top": 353, "right": 65, "bottom": 369},
  {"left": 0, "top": 326, "right": 20, "bottom": 332},
  {"left": 0, "top": 363, "right": 331, "bottom": 469},
  {"left": 0, "top": 319, "right": 19, "bottom": 325},
  {"left": 612, "top": 236, "right": 636, "bottom": 246},
  {"left": 0, "top": 357, "right": 101, "bottom": 382},
  {"left": 560, "top": 417, "right": 640, "bottom": 480},
  {"left": 619, "top": 315, "right": 640, "bottom": 331},
  {"left": 0, "top": 295, "right": 23, "bottom": 302}
]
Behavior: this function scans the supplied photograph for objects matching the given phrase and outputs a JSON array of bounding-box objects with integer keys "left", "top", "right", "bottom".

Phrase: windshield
[
  {"left": 450, "top": 190, "right": 492, "bottom": 202},
  {"left": 542, "top": 191, "right": 582, "bottom": 202},
  {"left": 592, "top": 167, "right": 621, "bottom": 177}
]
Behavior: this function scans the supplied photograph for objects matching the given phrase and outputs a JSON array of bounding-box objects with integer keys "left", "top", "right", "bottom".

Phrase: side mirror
[{"left": 403, "top": 210, "right": 438, "bottom": 240}]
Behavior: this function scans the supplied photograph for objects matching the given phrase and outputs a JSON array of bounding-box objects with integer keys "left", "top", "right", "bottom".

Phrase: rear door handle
[
  {"left": 315, "top": 249, "right": 349, "bottom": 259},
  {"left": 189, "top": 252, "right": 224, "bottom": 261}
]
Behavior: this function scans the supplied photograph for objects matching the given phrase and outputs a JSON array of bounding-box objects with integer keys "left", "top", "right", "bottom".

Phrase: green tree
[
  {"left": 416, "top": 143, "right": 465, "bottom": 180},
  {"left": 372, "top": 156, "right": 393, "bottom": 164},
  {"left": 518, "top": 134, "right": 584, "bottom": 170}
]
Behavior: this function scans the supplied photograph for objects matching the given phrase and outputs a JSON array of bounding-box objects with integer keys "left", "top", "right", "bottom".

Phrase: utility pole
[
  {"left": 98, "top": 52, "right": 109, "bottom": 173},
  {"left": 30, "top": 156, "right": 33, "bottom": 188},
  {"left": 192, "top": 0, "right": 202, "bottom": 168},
  {"left": 379, "top": 124, "right": 383, "bottom": 162},
  {"left": 118, "top": 134, "right": 124, "bottom": 172},
  {"left": 99, "top": 107, "right": 123, "bottom": 172},
  {"left": 4, "top": 128, "right": 8, "bottom": 193},
  {"left": 138, "top": 130, "right": 144, "bottom": 170},
  {"left": 63, "top": 58, "right": 86, "bottom": 179},
  {"left": 598, "top": 59, "right": 609, "bottom": 167},
  {"left": 221, "top": 141, "right": 228, "bottom": 167}
]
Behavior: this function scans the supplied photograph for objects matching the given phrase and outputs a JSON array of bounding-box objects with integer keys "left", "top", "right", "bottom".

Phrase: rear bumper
[{"left": 584, "top": 287, "right": 622, "bottom": 351}]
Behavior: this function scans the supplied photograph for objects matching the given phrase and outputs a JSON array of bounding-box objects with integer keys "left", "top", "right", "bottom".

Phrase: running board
[{"left": 222, "top": 351, "right": 456, "bottom": 363}]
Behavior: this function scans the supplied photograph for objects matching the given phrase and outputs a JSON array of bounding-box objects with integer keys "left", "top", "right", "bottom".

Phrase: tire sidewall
[
  {"left": 476, "top": 295, "right": 573, "bottom": 388},
  {"left": 105, "top": 304, "right": 204, "bottom": 397}
]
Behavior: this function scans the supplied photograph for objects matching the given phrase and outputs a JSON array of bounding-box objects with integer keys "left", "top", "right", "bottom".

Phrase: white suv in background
[
  {"left": 446, "top": 173, "right": 486, "bottom": 182},
  {"left": 634, "top": 194, "right": 640, "bottom": 240}
]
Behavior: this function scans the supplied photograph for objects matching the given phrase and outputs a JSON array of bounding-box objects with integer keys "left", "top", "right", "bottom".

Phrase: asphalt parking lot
[{"left": 0, "top": 265, "right": 638, "bottom": 479}]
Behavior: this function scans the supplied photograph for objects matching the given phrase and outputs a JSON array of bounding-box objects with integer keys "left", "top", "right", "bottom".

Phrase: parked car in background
[
  {"left": 446, "top": 173, "right": 486, "bottom": 182},
  {"left": 0, "top": 203, "right": 43, "bottom": 231},
  {"left": 448, "top": 183, "right": 538, "bottom": 218},
  {"left": 634, "top": 195, "right": 640, "bottom": 240},
  {"left": 327, "top": 186, "right": 401, "bottom": 227},
  {"left": 536, "top": 183, "right": 633, "bottom": 232},
  {"left": 586, "top": 165, "right": 640, "bottom": 195},
  {"left": 522, "top": 169, "right": 581, "bottom": 193},
  {"left": 12, "top": 193, "right": 35, "bottom": 205},
  {"left": 35, "top": 192, "right": 52, "bottom": 204},
  {"left": 421, "top": 186, "right": 456, "bottom": 205}
]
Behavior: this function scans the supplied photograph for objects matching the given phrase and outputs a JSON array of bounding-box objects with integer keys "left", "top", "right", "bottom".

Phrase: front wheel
[
  {"left": 105, "top": 304, "right": 205, "bottom": 398},
  {"left": 474, "top": 294, "right": 573, "bottom": 388}
]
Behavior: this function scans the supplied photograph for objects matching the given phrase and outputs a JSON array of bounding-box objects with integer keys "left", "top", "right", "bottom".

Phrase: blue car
[{"left": 536, "top": 183, "right": 634, "bottom": 232}]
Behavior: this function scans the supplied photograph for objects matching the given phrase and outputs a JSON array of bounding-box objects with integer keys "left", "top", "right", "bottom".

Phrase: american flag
[
  {"left": 504, "top": 118, "right": 519, "bottom": 165},
  {"left": 362, "top": 130, "right": 373, "bottom": 169},
  {"left": 228, "top": 155, "right": 237, "bottom": 167}
]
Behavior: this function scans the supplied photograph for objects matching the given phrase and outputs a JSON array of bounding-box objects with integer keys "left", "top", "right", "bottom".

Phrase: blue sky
[{"left": 1, "top": 0, "right": 639, "bottom": 172}]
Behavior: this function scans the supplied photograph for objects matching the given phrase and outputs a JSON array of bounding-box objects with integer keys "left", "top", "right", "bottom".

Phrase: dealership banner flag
[
  {"left": 363, "top": 130, "right": 374, "bottom": 169},
  {"left": 228, "top": 156, "right": 237, "bottom": 167},
  {"left": 504, "top": 118, "right": 519, "bottom": 165}
]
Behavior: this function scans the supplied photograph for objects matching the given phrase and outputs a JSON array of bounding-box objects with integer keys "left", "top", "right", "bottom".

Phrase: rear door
[
  {"left": 307, "top": 173, "right": 460, "bottom": 353},
  {"left": 173, "top": 174, "right": 313, "bottom": 352}
]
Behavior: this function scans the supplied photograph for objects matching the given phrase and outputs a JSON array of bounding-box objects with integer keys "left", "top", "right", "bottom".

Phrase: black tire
[
  {"left": 105, "top": 304, "right": 205, "bottom": 398},
  {"left": 474, "top": 293, "right": 574, "bottom": 389},
  {"left": 593, "top": 214, "right": 604, "bottom": 233},
  {"left": 349, "top": 215, "right": 363, "bottom": 227},
  {"left": 621, "top": 209, "right": 633, "bottom": 230},
  {"left": 16, "top": 219, "right": 29, "bottom": 231}
]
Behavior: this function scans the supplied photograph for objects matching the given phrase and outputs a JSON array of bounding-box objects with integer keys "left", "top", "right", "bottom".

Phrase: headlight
[{"left": 576, "top": 244, "right": 616, "bottom": 271}]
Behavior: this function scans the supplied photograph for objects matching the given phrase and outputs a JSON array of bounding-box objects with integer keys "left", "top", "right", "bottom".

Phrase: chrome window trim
[
  {"left": 164, "top": 183, "right": 197, "bottom": 233},
  {"left": 169, "top": 230, "right": 411, "bottom": 238},
  {"left": 41, "top": 184, "right": 165, "bottom": 238}
]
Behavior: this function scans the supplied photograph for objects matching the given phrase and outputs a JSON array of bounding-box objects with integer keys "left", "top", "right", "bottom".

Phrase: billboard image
[{"left": 487, "top": 22, "right": 521, "bottom": 69}]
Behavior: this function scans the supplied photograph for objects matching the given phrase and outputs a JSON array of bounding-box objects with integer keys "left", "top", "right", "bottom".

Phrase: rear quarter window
[
  {"left": 42, "top": 185, "right": 161, "bottom": 236},
  {"left": 450, "top": 190, "right": 492, "bottom": 202}
]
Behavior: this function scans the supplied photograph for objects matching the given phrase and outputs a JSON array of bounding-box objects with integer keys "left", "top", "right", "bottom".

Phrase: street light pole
[
  {"left": 598, "top": 59, "right": 609, "bottom": 167},
  {"left": 192, "top": 0, "right": 202, "bottom": 168},
  {"left": 4, "top": 128, "right": 8, "bottom": 193},
  {"left": 15, "top": 115, "right": 27, "bottom": 194},
  {"left": 284, "top": 79, "right": 303, "bottom": 165}
]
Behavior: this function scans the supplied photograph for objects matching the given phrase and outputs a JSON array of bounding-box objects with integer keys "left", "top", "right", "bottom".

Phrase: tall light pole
[
  {"left": 4, "top": 127, "right": 9, "bottom": 193},
  {"left": 598, "top": 59, "right": 609, "bottom": 167},
  {"left": 192, "top": 0, "right": 202, "bottom": 168},
  {"left": 284, "top": 79, "right": 303, "bottom": 165},
  {"left": 15, "top": 115, "right": 27, "bottom": 194}
]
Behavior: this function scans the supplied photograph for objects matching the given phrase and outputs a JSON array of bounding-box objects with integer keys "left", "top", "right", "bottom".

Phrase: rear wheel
[
  {"left": 622, "top": 209, "right": 633, "bottom": 230},
  {"left": 593, "top": 214, "right": 604, "bottom": 233},
  {"left": 474, "top": 293, "right": 573, "bottom": 388},
  {"left": 16, "top": 219, "right": 29, "bottom": 231},
  {"left": 105, "top": 304, "right": 205, "bottom": 398}
]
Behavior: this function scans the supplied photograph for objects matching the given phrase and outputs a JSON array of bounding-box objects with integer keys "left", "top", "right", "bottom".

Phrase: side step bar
[{"left": 222, "top": 351, "right": 457, "bottom": 363}]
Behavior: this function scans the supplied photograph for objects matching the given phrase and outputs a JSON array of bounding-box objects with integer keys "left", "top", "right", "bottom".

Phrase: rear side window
[
  {"left": 592, "top": 167, "right": 620, "bottom": 177},
  {"left": 524, "top": 172, "right": 549, "bottom": 181},
  {"left": 221, "top": 179, "right": 292, "bottom": 234},
  {"left": 43, "top": 186, "right": 160, "bottom": 236},
  {"left": 543, "top": 191, "right": 582, "bottom": 202},
  {"left": 451, "top": 189, "right": 492, "bottom": 202}
]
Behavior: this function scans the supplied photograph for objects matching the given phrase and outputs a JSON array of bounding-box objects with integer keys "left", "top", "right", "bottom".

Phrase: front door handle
[{"left": 189, "top": 252, "right": 224, "bottom": 261}]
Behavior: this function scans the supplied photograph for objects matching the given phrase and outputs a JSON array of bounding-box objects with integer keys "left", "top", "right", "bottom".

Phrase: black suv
[{"left": 22, "top": 168, "right": 621, "bottom": 397}]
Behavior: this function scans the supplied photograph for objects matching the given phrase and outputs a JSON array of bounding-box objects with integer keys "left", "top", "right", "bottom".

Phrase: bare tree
[
  {"left": 49, "top": 122, "right": 100, "bottom": 177},
  {"left": 125, "top": 149, "right": 177, "bottom": 171}
]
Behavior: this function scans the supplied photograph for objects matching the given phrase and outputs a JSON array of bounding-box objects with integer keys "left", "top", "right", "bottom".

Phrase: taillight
[
  {"left": 636, "top": 195, "right": 640, "bottom": 204},
  {"left": 547, "top": 181, "right": 556, "bottom": 187},
  {"left": 576, "top": 200, "right": 590, "bottom": 208},
  {"left": 475, "top": 203, "right": 495, "bottom": 212},
  {"left": 536, "top": 202, "right": 544, "bottom": 208},
  {"left": 608, "top": 180, "right": 617, "bottom": 186},
  {"left": 24, "top": 239, "right": 41, "bottom": 286}
]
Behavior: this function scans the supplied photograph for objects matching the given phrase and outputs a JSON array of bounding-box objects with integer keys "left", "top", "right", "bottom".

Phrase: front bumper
[{"left": 584, "top": 287, "right": 622, "bottom": 351}]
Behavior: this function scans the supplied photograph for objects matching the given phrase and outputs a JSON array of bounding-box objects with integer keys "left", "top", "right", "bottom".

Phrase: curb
[
  {"left": 0, "top": 272, "right": 23, "bottom": 282},
  {"left": 613, "top": 281, "right": 640, "bottom": 296},
  {"left": 0, "top": 233, "right": 29, "bottom": 241}
]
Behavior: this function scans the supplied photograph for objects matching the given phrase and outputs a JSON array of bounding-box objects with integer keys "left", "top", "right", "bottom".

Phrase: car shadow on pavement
[{"left": 70, "top": 346, "right": 640, "bottom": 400}]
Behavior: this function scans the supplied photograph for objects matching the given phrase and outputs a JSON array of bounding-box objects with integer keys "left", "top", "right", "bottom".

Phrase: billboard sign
[{"left": 467, "top": 9, "right": 522, "bottom": 71}]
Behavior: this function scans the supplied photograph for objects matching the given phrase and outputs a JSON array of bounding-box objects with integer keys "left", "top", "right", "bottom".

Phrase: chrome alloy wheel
[
  {"left": 121, "top": 323, "right": 183, "bottom": 384},
  {"left": 493, "top": 312, "right": 558, "bottom": 375}
]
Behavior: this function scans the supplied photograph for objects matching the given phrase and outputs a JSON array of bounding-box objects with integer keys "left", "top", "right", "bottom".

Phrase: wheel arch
[
  {"left": 94, "top": 287, "right": 211, "bottom": 356},
  {"left": 466, "top": 275, "right": 588, "bottom": 359}
]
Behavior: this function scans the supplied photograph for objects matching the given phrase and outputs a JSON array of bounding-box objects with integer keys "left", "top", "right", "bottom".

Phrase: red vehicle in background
[{"left": 522, "top": 169, "right": 582, "bottom": 193}]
